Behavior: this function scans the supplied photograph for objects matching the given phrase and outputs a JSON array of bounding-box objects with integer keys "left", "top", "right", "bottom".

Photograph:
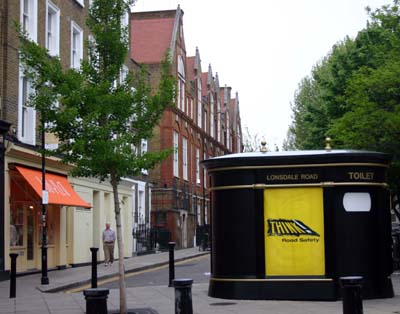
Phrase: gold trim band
[
  {"left": 208, "top": 182, "right": 388, "bottom": 191},
  {"left": 210, "top": 277, "right": 333, "bottom": 282},
  {"left": 206, "top": 162, "right": 388, "bottom": 173}
]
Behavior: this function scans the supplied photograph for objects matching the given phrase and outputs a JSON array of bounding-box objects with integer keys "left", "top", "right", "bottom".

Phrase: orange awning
[{"left": 15, "top": 166, "right": 91, "bottom": 208}]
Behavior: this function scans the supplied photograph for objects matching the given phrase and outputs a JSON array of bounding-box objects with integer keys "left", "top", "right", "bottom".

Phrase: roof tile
[{"left": 131, "top": 18, "right": 175, "bottom": 64}]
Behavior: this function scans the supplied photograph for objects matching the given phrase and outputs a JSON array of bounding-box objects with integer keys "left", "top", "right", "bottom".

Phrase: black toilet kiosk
[{"left": 202, "top": 148, "right": 394, "bottom": 300}]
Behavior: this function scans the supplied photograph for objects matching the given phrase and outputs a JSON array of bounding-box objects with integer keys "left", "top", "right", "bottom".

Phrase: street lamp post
[
  {"left": 41, "top": 120, "right": 49, "bottom": 285},
  {"left": 0, "top": 120, "right": 11, "bottom": 281}
]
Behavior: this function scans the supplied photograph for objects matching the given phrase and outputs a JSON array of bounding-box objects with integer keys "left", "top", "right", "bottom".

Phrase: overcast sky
[{"left": 133, "top": 0, "right": 392, "bottom": 149}]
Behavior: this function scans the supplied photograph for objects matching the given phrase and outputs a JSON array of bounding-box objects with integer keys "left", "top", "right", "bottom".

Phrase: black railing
[
  {"left": 133, "top": 225, "right": 171, "bottom": 254},
  {"left": 196, "top": 224, "right": 211, "bottom": 251}
]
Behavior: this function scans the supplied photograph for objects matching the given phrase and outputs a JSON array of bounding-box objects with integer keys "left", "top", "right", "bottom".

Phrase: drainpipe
[{"left": 0, "top": 120, "right": 11, "bottom": 280}]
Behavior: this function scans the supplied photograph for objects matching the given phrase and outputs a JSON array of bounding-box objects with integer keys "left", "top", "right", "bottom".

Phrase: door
[{"left": 26, "top": 208, "right": 36, "bottom": 269}]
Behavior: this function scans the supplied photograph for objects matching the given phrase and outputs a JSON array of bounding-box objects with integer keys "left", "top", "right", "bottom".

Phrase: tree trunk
[{"left": 111, "top": 175, "right": 127, "bottom": 314}]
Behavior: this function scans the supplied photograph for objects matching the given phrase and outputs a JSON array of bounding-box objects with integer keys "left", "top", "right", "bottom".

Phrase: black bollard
[
  {"left": 9, "top": 253, "right": 18, "bottom": 298},
  {"left": 168, "top": 242, "right": 176, "bottom": 287},
  {"left": 340, "top": 276, "right": 364, "bottom": 314},
  {"left": 173, "top": 278, "right": 193, "bottom": 314},
  {"left": 90, "top": 247, "right": 99, "bottom": 288},
  {"left": 83, "top": 288, "right": 109, "bottom": 314}
]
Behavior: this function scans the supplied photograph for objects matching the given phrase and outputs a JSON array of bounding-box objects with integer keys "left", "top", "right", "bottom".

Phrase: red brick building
[{"left": 131, "top": 6, "right": 243, "bottom": 249}]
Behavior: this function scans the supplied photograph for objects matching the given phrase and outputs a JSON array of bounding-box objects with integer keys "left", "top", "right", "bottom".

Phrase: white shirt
[{"left": 103, "top": 228, "right": 116, "bottom": 243}]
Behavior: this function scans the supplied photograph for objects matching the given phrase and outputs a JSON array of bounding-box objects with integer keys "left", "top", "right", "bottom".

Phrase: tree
[
  {"left": 17, "top": 0, "right": 175, "bottom": 313},
  {"left": 287, "top": 0, "right": 400, "bottom": 190}
]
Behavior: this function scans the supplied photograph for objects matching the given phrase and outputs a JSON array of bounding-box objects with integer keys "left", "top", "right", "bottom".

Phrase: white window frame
[
  {"left": 71, "top": 21, "right": 83, "bottom": 69},
  {"left": 46, "top": 0, "right": 60, "bottom": 56},
  {"left": 87, "top": 35, "right": 97, "bottom": 64},
  {"left": 74, "top": 0, "right": 84, "bottom": 7},
  {"left": 173, "top": 131, "right": 179, "bottom": 178},
  {"left": 197, "top": 203, "right": 201, "bottom": 225},
  {"left": 178, "top": 56, "right": 185, "bottom": 111},
  {"left": 197, "top": 79, "right": 202, "bottom": 128},
  {"left": 183, "top": 137, "right": 188, "bottom": 180},
  {"left": 226, "top": 112, "right": 230, "bottom": 150},
  {"left": 217, "top": 100, "right": 221, "bottom": 142},
  {"left": 210, "top": 94, "right": 214, "bottom": 138},
  {"left": 18, "top": 69, "right": 36, "bottom": 145},
  {"left": 21, "top": 0, "right": 38, "bottom": 42},
  {"left": 177, "top": 80, "right": 181, "bottom": 110},
  {"left": 121, "top": 10, "right": 129, "bottom": 29},
  {"left": 141, "top": 139, "right": 148, "bottom": 175},
  {"left": 196, "top": 148, "right": 200, "bottom": 185},
  {"left": 205, "top": 202, "right": 208, "bottom": 224},
  {"left": 180, "top": 79, "right": 185, "bottom": 112},
  {"left": 120, "top": 65, "right": 129, "bottom": 85}
]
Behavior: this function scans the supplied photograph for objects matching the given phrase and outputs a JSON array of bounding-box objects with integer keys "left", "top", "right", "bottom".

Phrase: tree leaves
[
  {"left": 288, "top": 0, "right": 400, "bottom": 188},
  {"left": 17, "top": 0, "right": 175, "bottom": 183}
]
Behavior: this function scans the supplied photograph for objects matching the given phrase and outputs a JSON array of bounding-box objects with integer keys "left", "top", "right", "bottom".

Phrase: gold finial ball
[
  {"left": 260, "top": 139, "right": 268, "bottom": 153},
  {"left": 325, "top": 137, "right": 332, "bottom": 151}
]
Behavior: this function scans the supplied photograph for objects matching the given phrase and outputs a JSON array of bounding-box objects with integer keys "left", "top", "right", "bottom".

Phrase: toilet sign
[{"left": 264, "top": 187, "right": 325, "bottom": 276}]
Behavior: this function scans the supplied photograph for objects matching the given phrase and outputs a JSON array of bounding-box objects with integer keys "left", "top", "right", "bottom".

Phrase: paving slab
[{"left": 0, "top": 247, "right": 400, "bottom": 314}]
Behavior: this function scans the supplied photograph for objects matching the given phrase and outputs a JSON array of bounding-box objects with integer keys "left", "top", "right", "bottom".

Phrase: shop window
[
  {"left": 10, "top": 207, "right": 24, "bottom": 246},
  {"left": 343, "top": 192, "right": 371, "bottom": 212}
]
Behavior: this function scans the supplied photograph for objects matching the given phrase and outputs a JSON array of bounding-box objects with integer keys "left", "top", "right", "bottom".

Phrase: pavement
[{"left": 0, "top": 247, "right": 399, "bottom": 314}]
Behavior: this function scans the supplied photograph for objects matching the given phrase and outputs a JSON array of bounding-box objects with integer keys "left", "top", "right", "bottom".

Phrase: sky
[{"left": 132, "top": 0, "right": 392, "bottom": 149}]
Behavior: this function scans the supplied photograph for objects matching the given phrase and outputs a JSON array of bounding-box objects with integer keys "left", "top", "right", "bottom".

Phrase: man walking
[{"left": 102, "top": 222, "right": 116, "bottom": 266}]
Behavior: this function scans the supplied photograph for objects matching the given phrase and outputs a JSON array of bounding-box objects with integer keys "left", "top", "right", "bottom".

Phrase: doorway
[{"left": 27, "top": 208, "right": 36, "bottom": 269}]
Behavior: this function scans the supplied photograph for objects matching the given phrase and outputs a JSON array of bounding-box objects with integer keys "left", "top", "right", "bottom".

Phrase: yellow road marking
[{"left": 65, "top": 254, "right": 209, "bottom": 293}]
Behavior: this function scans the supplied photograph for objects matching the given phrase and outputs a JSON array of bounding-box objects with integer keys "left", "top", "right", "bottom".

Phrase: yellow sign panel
[{"left": 264, "top": 187, "right": 325, "bottom": 276}]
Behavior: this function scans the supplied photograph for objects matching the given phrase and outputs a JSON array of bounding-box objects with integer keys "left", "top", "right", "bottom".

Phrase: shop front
[
  {"left": 8, "top": 164, "right": 91, "bottom": 272},
  {"left": 1, "top": 143, "right": 134, "bottom": 277}
]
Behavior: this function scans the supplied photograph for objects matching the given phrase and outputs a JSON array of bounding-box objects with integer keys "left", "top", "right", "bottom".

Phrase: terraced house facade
[
  {"left": 0, "top": 0, "right": 149, "bottom": 277},
  {"left": 0, "top": 2, "right": 243, "bottom": 278},
  {"left": 130, "top": 6, "right": 243, "bottom": 249}
]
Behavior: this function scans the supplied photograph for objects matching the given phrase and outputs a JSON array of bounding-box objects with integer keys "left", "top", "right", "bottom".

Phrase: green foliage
[
  {"left": 18, "top": 2, "right": 174, "bottom": 312},
  {"left": 287, "top": 0, "right": 400, "bottom": 187},
  {"left": 17, "top": 0, "right": 175, "bottom": 184}
]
